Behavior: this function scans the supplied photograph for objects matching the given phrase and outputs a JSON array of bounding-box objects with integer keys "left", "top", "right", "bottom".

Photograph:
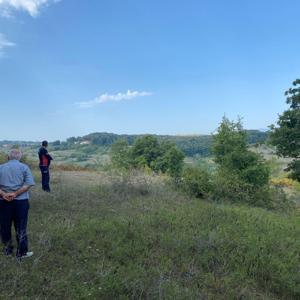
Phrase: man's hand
[
  {"left": 3, "top": 192, "right": 17, "bottom": 202},
  {"left": 0, "top": 185, "right": 31, "bottom": 202}
]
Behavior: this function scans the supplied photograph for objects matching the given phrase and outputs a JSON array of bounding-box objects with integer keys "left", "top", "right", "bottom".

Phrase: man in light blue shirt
[{"left": 0, "top": 149, "right": 35, "bottom": 258}]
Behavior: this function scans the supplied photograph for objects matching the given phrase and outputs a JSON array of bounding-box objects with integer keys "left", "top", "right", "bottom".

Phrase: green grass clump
[{"left": 0, "top": 170, "right": 299, "bottom": 299}]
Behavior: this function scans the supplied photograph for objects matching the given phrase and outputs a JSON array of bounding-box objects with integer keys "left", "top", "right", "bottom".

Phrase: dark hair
[{"left": 42, "top": 140, "right": 48, "bottom": 147}]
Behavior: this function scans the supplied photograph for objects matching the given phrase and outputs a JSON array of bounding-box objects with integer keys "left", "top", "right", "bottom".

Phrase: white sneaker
[{"left": 20, "top": 251, "right": 34, "bottom": 259}]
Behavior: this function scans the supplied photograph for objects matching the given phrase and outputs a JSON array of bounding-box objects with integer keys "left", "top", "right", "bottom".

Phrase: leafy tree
[
  {"left": 110, "top": 140, "right": 132, "bottom": 170},
  {"left": 270, "top": 79, "right": 300, "bottom": 181},
  {"left": 212, "top": 117, "right": 270, "bottom": 206},
  {"left": 52, "top": 140, "right": 61, "bottom": 146},
  {"left": 66, "top": 137, "right": 77, "bottom": 145},
  {"left": 213, "top": 117, "right": 247, "bottom": 168},
  {"left": 131, "top": 135, "right": 161, "bottom": 169},
  {"left": 156, "top": 142, "right": 185, "bottom": 177},
  {"left": 110, "top": 135, "right": 185, "bottom": 178}
]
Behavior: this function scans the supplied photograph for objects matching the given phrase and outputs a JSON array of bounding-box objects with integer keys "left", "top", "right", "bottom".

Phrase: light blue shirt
[{"left": 0, "top": 159, "right": 35, "bottom": 200}]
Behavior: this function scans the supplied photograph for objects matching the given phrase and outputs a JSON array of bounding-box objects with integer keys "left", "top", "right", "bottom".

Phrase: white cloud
[
  {"left": 0, "top": 7, "right": 13, "bottom": 18},
  {"left": 0, "top": 33, "right": 15, "bottom": 56},
  {"left": 0, "top": 0, "right": 60, "bottom": 17},
  {"left": 77, "top": 90, "right": 153, "bottom": 108}
]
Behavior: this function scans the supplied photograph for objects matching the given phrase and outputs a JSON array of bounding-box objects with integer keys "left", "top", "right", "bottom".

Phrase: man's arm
[
  {"left": 45, "top": 150, "right": 53, "bottom": 161},
  {"left": 23, "top": 165, "right": 35, "bottom": 187}
]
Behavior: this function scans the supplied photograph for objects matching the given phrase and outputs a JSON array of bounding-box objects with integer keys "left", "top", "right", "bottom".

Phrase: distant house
[{"left": 80, "top": 140, "right": 91, "bottom": 145}]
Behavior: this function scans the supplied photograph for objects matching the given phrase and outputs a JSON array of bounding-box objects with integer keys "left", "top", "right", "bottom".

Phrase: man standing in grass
[
  {"left": 0, "top": 149, "right": 35, "bottom": 258},
  {"left": 38, "top": 140, "right": 53, "bottom": 192}
]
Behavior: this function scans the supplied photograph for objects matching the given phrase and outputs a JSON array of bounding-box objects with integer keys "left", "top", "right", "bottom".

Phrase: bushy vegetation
[
  {"left": 181, "top": 166, "right": 212, "bottom": 198},
  {"left": 107, "top": 120, "right": 295, "bottom": 211},
  {"left": 211, "top": 117, "right": 275, "bottom": 208},
  {"left": 110, "top": 140, "right": 133, "bottom": 170},
  {"left": 110, "top": 135, "right": 185, "bottom": 178}
]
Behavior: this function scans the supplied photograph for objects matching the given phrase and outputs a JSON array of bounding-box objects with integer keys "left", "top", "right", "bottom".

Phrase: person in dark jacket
[{"left": 38, "top": 140, "right": 53, "bottom": 192}]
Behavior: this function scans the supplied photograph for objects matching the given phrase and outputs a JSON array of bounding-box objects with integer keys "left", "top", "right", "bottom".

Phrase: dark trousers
[
  {"left": 40, "top": 166, "right": 50, "bottom": 192},
  {"left": 0, "top": 200, "right": 29, "bottom": 256}
]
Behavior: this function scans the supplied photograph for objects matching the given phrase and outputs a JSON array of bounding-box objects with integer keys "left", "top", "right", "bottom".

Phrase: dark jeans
[
  {"left": 0, "top": 199, "right": 29, "bottom": 256},
  {"left": 40, "top": 166, "right": 50, "bottom": 192}
]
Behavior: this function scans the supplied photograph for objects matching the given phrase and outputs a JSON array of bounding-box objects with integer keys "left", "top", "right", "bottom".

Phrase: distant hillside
[
  {"left": 61, "top": 130, "right": 269, "bottom": 157},
  {"left": 0, "top": 130, "right": 269, "bottom": 158}
]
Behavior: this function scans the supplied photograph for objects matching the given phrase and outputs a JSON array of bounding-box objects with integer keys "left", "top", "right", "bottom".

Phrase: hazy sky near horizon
[{"left": 0, "top": 0, "right": 300, "bottom": 141}]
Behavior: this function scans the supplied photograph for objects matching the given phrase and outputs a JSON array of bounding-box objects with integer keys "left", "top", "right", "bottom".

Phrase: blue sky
[{"left": 0, "top": 0, "right": 299, "bottom": 141}]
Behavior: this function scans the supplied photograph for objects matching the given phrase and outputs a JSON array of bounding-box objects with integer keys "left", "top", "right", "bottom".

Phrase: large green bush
[
  {"left": 181, "top": 166, "right": 212, "bottom": 198},
  {"left": 212, "top": 117, "right": 272, "bottom": 208},
  {"left": 131, "top": 135, "right": 161, "bottom": 169},
  {"left": 110, "top": 139, "right": 133, "bottom": 170},
  {"left": 110, "top": 136, "right": 185, "bottom": 178},
  {"left": 153, "top": 141, "right": 185, "bottom": 177}
]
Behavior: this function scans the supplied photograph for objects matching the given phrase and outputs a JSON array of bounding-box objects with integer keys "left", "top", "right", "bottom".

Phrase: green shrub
[
  {"left": 110, "top": 140, "right": 133, "bottom": 170},
  {"left": 212, "top": 117, "right": 273, "bottom": 208},
  {"left": 211, "top": 170, "right": 272, "bottom": 208},
  {"left": 110, "top": 136, "right": 185, "bottom": 178},
  {"left": 154, "top": 142, "right": 185, "bottom": 178},
  {"left": 181, "top": 166, "right": 212, "bottom": 198},
  {"left": 211, "top": 170, "right": 295, "bottom": 211},
  {"left": 131, "top": 135, "right": 161, "bottom": 168},
  {"left": 212, "top": 171, "right": 251, "bottom": 203}
]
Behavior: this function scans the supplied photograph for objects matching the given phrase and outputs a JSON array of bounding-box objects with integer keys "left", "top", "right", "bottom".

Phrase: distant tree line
[
  {"left": 50, "top": 130, "right": 269, "bottom": 157},
  {"left": 0, "top": 131, "right": 269, "bottom": 158}
]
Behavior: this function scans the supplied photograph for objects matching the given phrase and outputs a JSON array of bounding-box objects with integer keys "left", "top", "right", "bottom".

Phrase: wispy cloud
[
  {"left": 77, "top": 90, "right": 153, "bottom": 108},
  {"left": 0, "top": 0, "right": 60, "bottom": 17},
  {"left": 0, "top": 33, "right": 15, "bottom": 56}
]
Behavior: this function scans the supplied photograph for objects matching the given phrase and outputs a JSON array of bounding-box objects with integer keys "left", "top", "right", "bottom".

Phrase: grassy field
[{"left": 0, "top": 168, "right": 299, "bottom": 299}]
